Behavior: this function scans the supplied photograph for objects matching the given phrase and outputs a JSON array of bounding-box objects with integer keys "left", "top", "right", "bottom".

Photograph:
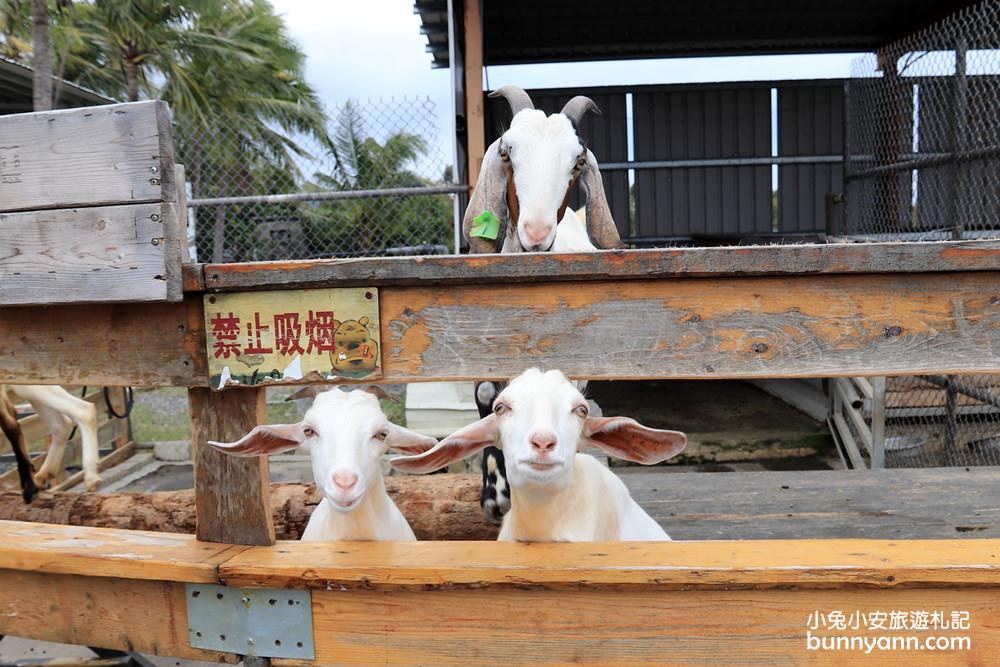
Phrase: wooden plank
[
  {"left": 200, "top": 240, "right": 1000, "bottom": 292},
  {"left": 462, "top": 0, "right": 485, "bottom": 188},
  {"left": 0, "top": 571, "right": 235, "bottom": 663},
  {"left": 49, "top": 441, "right": 135, "bottom": 491},
  {"left": 0, "top": 101, "right": 175, "bottom": 213},
  {"left": 0, "top": 203, "right": 177, "bottom": 306},
  {"left": 220, "top": 538, "right": 1000, "bottom": 591},
  {"left": 377, "top": 272, "right": 1000, "bottom": 381},
  {"left": 625, "top": 467, "right": 1000, "bottom": 540},
  {"left": 287, "top": 587, "right": 996, "bottom": 667},
  {"left": 0, "top": 299, "right": 206, "bottom": 386},
  {"left": 0, "top": 520, "right": 244, "bottom": 582},
  {"left": 189, "top": 386, "right": 274, "bottom": 545},
  {"left": 6, "top": 269, "right": 1000, "bottom": 386}
]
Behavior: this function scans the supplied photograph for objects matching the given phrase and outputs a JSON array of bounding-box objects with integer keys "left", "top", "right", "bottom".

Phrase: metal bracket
[{"left": 185, "top": 583, "right": 314, "bottom": 660}]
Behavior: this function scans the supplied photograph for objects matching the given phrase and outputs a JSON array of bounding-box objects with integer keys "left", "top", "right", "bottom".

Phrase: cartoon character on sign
[{"left": 330, "top": 316, "right": 379, "bottom": 377}]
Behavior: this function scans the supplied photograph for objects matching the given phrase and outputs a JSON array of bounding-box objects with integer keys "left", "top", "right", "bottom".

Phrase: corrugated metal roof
[
  {"left": 415, "top": 0, "right": 983, "bottom": 68},
  {"left": 0, "top": 57, "right": 114, "bottom": 113}
]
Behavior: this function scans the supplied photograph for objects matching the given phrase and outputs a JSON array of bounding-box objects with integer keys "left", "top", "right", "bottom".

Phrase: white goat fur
[
  {"left": 3, "top": 385, "right": 101, "bottom": 491},
  {"left": 552, "top": 207, "right": 597, "bottom": 252},
  {"left": 393, "top": 369, "right": 687, "bottom": 542},
  {"left": 499, "top": 110, "right": 591, "bottom": 252},
  {"left": 208, "top": 388, "right": 436, "bottom": 541}
]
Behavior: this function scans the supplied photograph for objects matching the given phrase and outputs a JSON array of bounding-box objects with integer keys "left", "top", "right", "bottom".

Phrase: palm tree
[
  {"left": 303, "top": 100, "right": 453, "bottom": 255},
  {"left": 30, "top": 0, "right": 51, "bottom": 110}
]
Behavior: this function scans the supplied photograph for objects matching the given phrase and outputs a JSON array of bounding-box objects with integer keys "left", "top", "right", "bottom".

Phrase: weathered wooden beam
[
  {"left": 0, "top": 203, "right": 179, "bottom": 306},
  {"left": 5, "top": 269, "right": 1000, "bottom": 385},
  {"left": 0, "top": 299, "right": 206, "bottom": 387},
  {"left": 377, "top": 272, "right": 1000, "bottom": 381},
  {"left": 189, "top": 386, "right": 274, "bottom": 545},
  {"left": 0, "top": 475, "right": 498, "bottom": 541},
  {"left": 198, "top": 240, "right": 1000, "bottom": 292},
  {"left": 0, "top": 101, "right": 175, "bottom": 213}
]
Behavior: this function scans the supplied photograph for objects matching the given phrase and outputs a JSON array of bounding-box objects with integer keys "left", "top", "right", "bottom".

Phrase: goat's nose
[
  {"left": 332, "top": 471, "right": 358, "bottom": 491},
  {"left": 522, "top": 219, "right": 552, "bottom": 248},
  {"left": 529, "top": 430, "right": 558, "bottom": 454}
]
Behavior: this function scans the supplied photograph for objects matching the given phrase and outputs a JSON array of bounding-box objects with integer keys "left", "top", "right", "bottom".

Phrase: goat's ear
[
  {"left": 581, "top": 149, "right": 627, "bottom": 250},
  {"left": 462, "top": 138, "right": 508, "bottom": 254},
  {"left": 385, "top": 424, "right": 438, "bottom": 455},
  {"left": 207, "top": 423, "right": 304, "bottom": 457},
  {"left": 390, "top": 414, "right": 498, "bottom": 474},
  {"left": 582, "top": 417, "right": 686, "bottom": 464}
]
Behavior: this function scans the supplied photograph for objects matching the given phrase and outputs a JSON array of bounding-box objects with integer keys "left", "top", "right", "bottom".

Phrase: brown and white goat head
[{"left": 464, "top": 86, "right": 624, "bottom": 253}]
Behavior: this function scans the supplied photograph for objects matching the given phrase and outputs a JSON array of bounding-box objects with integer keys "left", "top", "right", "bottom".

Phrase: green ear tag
[{"left": 470, "top": 210, "right": 501, "bottom": 240}]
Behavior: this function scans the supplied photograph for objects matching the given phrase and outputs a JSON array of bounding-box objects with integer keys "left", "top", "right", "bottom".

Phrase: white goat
[
  {"left": 393, "top": 369, "right": 686, "bottom": 542},
  {"left": 464, "top": 86, "right": 624, "bottom": 254},
  {"left": 208, "top": 388, "right": 436, "bottom": 541},
  {"left": 1, "top": 385, "right": 101, "bottom": 494}
]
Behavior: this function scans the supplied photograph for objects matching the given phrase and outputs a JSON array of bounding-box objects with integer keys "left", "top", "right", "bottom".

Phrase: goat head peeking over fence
[{"left": 464, "top": 85, "right": 625, "bottom": 253}]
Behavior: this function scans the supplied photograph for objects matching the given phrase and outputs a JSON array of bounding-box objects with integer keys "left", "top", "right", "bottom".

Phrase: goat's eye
[
  {"left": 374, "top": 430, "right": 388, "bottom": 441},
  {"left": 302, "top": 426, "right": 317, "bottom": 438},
  {"left": 499, "top": 146, "right": 510, "bottom": 161},
  {"left": 493, "top": 402, "right": 509, "bottom": 416},
  {"left": 573, "top": 404, "right": 589, "bottom": 418},
  {"left": 575, "top": 155, "right": 586, "bottom": 169}
]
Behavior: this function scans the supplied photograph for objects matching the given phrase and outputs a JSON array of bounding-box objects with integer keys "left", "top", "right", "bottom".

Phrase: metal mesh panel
[
  {"left": 844, "top": 0, "right": 1000, "bottom": 240},
  {"left": 882, "top": 375, "right": 1000, "bottom": 468},
  {"left": 177, "top": 97, "right": 457, "bottom": 262}
]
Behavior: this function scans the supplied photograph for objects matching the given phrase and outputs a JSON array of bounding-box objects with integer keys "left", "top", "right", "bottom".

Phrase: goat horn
[
  {"left": 488, "top": 86, "right": 535, "bottom": 116},
  {"left": 560, "top": 96, "right": 601, "bottom": 126}
]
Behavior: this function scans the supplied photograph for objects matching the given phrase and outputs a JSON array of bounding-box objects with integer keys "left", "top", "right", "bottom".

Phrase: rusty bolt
[
  {"left": 689, "top": 314, "right": 701, "bottom": 323},
  {"left": 208, "top": 296, "right": 217, "bottom": 304},
  {"left": 884, "top": 326, "right": 902, "bottom": 338},
  {"left": 365, "top": 291, "right": 373, "bottom": 300},
  {"left": 751, "top": 342, "right": 769, "bottom": 354},
  {"left": 149, "top": 178, "right": 160, "bottom": 185}
]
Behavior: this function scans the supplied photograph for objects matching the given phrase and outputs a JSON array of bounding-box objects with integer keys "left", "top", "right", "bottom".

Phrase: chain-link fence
[
  {"left": 843, "top": 0, "right": 1000, "bottom": 240},
  {"left": 177, "top": 96, "right": 461, "bottom": 262},
  {"left": 830, "top": 1, "right": 1000, "bottom": 468}
]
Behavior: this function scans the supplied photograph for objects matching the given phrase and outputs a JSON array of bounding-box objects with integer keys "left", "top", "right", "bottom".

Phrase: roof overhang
[
  {"left": 415, "top": 0, "right": 983, "bottom": 69},
  {"left": 0, "top": 57, "right": 113, "bottom": 113}
]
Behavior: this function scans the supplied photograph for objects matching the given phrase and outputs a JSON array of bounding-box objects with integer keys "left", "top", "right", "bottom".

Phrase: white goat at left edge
[{"left": 208, "top": 387, "right": 437, "bottom": 541}]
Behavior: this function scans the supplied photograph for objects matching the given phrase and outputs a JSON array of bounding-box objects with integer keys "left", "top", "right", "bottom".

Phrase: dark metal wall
[{"left": 486, "top": 80, "right": 846, "bottom": 243}]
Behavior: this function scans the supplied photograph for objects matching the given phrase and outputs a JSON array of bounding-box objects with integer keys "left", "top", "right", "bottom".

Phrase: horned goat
[
  {"left": 208, "top": 387, "right": 436, "bottom": 541},
  {"left": 394, "top": 369, "right": 686, "bottom": 542}
]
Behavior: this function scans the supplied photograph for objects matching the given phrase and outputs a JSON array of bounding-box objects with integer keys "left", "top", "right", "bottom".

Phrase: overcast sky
[{"left": 271, "top": 0, "right": 861, "bottom": 167}]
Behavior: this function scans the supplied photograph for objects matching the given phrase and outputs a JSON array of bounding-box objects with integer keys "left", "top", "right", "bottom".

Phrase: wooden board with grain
[
  {"left": 0, "top": 202, "right": 181, "bottom": 306},
  {"left": 0, "top": 299, "right": 206, "bottom": 386},
  {"left": 217, "top": 538, "right": 1000, "bottom": 591},
  {"left": 288, "top": 587, "right": 999, "bottom": 667},
  {"left": 0, "top": 520, "right": 244, "bottom": 582},
  {"left": 378, "top": 272, "right": 1000, "bottom": 381},
  {"left": 0, "top": 571, "right": 236, "bottom": 663},
  {"left": 202, "top": 240, "right": 1000, "bottom": 291},
  {"left": 189, "top": 386, "right": 274, "bottom": 546},
  {"left": 0, "top": 101, "right": 175, "bottom": 213}
]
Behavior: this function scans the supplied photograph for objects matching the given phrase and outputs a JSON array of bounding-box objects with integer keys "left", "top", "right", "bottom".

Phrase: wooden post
[
  {"left": 188, "top": 387, "right": 274, "bottom": 545},
  {"left": 463, "top": 0, "right": 485, "bottom": 188}
]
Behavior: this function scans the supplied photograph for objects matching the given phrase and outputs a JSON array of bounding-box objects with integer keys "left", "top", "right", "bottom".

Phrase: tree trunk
[
  {"left": 31, "top": 0, "right": 52, "bottom": 111},
  {"left": 0, "top": 474, "right": 499, "bottom": 541},
  {"left": 125, "top": 56, "right": 140, "bottom": 102}
]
